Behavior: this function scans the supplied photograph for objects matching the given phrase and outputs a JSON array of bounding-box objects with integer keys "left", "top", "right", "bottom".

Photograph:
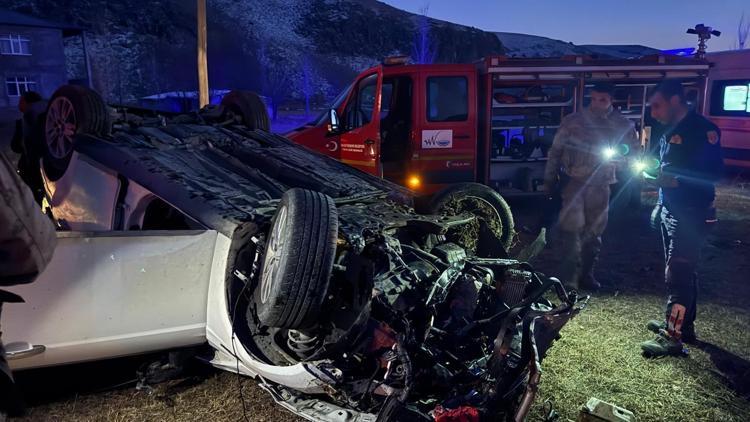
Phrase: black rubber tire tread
[
  {"left": 43, "top": 85, "right": 108, "bottom": 180},
  {"left": 221, "top": 90, "right": 270, "bottom": 131},
  {"left": 429, "top": 182, "right": 515, "bottom": 251},
  {"left": 254, "top": 188, "right": 338, "bottom": 328}
]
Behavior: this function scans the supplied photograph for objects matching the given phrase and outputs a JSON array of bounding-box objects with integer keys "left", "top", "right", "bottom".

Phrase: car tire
[
  {"left": 429, "top": 183, "right": 515, "bottom": 251},
  {"left": 254, "top": 188, "right": 338, "bottom": 329},
  {"left": 220, "top": 90, "right": 270, "bottom": 131},
  {"left": 42, "top": 85, "right": 109, "bottom": 181}
]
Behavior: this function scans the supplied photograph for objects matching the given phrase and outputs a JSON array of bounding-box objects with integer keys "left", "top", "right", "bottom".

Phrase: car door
[
  {"left": 2, "top": 156, "right": 217, "bottom": 370},
  {"left": 338, "top": 69, "right": 384, "bottom": 175},
  {"left": 2, "top": 230, "right": 218, "bottom": 370}
]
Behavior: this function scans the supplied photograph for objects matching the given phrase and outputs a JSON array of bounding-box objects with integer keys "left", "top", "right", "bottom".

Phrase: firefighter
[
  {"left": 543, "top": 82, "right": 638, "bottom": 291},
  {"left": 640, "top": 80, "right": 723, "bottom": 357},
  {"left": 0, "top": 152, "right": 57, "bottom": 417}
]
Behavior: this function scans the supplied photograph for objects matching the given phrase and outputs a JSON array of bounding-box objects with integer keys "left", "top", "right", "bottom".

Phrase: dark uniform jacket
[{"left": 659, "top": 112, "right": 724, "bottom": 210}]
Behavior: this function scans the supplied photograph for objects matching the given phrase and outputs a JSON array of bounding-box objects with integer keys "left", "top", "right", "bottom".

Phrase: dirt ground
[{"left": 10, "top": 180, "right": 750, "bottom": 422}]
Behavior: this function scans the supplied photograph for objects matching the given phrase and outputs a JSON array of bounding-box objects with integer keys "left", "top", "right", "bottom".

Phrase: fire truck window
[
  {"left": 314, "top": 82, "right": 352, "bottom": 126},
  {"left": 380, "top": 82, "right": 393, "bottom": 121},
  {"left": 343, "top": 73, "right": 378, "bottom": 130},
  {"left": 427, "top": 76, "right": 468, "bottom": 122}
]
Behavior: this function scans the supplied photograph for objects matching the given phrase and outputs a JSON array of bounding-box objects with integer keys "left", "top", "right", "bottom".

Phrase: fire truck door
[{"left": 338, "top": 70, "right": 383, "bottom": 175}]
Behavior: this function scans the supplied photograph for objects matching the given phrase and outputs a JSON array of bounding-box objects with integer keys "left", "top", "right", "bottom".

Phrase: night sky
[{"left": 383, "top": 0, "right": 747, "bottom": 52}]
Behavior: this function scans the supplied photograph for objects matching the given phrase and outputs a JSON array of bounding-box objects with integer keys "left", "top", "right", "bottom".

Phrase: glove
[{"left": 649, "top": 204, "right": 663, "bottom": 230}]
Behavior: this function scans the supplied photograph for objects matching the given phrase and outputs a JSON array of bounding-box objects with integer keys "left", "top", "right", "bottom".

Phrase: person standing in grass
[
  {"left": 543, "top": 83, "right": 638, "bottom": 292},
  {"left": 640, "top": 80, "right": 724, "bottom": 357}
]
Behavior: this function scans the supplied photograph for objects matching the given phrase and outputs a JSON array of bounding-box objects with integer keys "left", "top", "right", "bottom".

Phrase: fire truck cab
[{"left": 286, "top": 55, "right": 710, "bottom": 198}]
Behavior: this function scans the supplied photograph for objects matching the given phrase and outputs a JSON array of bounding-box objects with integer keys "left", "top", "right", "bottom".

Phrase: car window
[
  {"left": 140, "top": 198, "right": 202, "bottom": 231},
  {"left": 427, "top": 76, "right": 468, "bottom": 122}
]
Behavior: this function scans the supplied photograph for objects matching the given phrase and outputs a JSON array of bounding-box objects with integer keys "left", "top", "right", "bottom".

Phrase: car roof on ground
[{"left": 73, "top": 124, "right": 402, "bottom": 237}]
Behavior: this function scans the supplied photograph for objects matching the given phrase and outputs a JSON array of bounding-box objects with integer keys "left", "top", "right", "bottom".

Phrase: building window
[
  {"left": 6, "top": 77, "right": 37, "bottom": 97},
  {"left": 0, "top": 34, "right": 31, "bottom": 55}
]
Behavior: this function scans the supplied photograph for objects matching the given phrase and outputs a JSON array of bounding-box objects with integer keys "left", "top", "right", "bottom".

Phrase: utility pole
[{"left": 197, "top": 0, "right": 209, "bottom": 108}]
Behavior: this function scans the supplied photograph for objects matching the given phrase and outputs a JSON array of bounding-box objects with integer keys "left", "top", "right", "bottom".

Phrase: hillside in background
[
  {"left": 4, "top": 1, "right": 661, "bottom": 114},
  {"left": 495, "top": 31, "right": 660, "bottom": 58},
  {"left": 3, "top": 0, "right": 502, "bottom": 110}
]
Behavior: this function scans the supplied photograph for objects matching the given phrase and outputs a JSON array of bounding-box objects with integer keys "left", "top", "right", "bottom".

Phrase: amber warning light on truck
[{"left": 407, "top": 175, "right": 422, "bottom": 189}]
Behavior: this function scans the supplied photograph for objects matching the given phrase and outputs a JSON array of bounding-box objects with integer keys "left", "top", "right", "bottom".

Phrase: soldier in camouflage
[{"left": 544, "top": 83, "right": 639, "bottom": 291}]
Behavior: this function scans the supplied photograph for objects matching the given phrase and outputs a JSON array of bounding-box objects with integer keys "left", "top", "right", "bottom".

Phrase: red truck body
[{"left": 287, "top": 55, "right": 710, "bottom": 196}]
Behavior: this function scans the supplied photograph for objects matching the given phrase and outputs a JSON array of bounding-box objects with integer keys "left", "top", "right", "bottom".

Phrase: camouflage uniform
[
  {"left": 544, "top": 107, "right": 638, "bottom": 288},
  {"left": 1, "top": 152, "right": 56, "bottom": 416}
]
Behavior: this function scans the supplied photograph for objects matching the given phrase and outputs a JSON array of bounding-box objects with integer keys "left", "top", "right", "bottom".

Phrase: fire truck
[
  {"left": 287, "top": 55, "right": 709, "bottom": 194},
  {"left": 284, "top": 54, "right": 710, "bottom": 247}
]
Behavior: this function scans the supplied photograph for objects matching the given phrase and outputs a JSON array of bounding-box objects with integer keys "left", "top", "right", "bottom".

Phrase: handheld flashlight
[
  {"left": 602, "top": 147, "right": 617, "bottom": 160},
  {"left": 631, "top": 160, "right": 647, "bottom": 173}
]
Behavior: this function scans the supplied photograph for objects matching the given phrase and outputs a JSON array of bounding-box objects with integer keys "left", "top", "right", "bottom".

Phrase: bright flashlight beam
[
  {"left": 632, "top": 160, "right": 647, "bottom": 173},
  {"left": 602, "top": 147, "right": 617, "bottom": 160}
]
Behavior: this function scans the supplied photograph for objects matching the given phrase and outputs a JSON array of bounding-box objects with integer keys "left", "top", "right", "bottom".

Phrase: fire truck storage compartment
[
  {"left": 479, "top": 55, "right": 710, "bottom": 196},
  {"left": 487, "top": 78, "right": 576, "bottom": 194}
]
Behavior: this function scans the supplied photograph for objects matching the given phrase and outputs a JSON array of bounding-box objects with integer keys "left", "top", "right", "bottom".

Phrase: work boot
[
  {"left": 579, "top": 237, "right": 602, "bottom": 291},
  {"left": 646, "top": 320, "right": 696, "bottom": 343},
  {"left": 641, "top": 330, "right": 688, "bottom": 358},
  {"left": 557, "top": 230, "right": 581, "bottom": 291}
]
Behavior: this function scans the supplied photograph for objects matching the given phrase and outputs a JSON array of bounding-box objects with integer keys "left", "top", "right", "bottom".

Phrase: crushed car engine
[{"left": 234, "top": 194, "right": 584, "bottom": 421}]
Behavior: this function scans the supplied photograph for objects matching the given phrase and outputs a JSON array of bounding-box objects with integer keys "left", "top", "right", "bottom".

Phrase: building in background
[{"left": 0, "top": 9, "right": 90, "bottom": 114}]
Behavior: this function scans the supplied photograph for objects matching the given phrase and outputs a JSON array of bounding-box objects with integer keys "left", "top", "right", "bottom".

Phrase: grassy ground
[
  {"left": 527, "top": 182, "right": 750, "bottom": 421},
  {"left": 12, "top": 183, "right": 750, "bottom": 421}
]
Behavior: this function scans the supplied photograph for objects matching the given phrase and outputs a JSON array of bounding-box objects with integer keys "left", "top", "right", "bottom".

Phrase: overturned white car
[{"left": 3, "top": 85, "right": 585, "bottom": 421}]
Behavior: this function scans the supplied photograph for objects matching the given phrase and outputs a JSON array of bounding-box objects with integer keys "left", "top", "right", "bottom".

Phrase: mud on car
[{"left": 3, "top": 85, "right": 586, "bottom": 421}]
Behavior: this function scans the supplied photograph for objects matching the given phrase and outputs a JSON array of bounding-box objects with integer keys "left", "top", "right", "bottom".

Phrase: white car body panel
[{"left": 3, "top": 230, "right": 217, "bottom": 370}]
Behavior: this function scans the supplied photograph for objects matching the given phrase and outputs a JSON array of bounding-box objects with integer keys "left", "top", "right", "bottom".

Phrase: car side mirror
[{"left": 327, "top": 109, "right": 340, "bottom": 135}]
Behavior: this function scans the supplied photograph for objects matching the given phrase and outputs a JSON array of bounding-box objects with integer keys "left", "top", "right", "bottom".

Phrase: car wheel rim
[
  {"left": 260, "top": 205, "right": 287, "bottom": 304},
  {"left": 45, "top": 97, "right": 77, "bottom": 159}
]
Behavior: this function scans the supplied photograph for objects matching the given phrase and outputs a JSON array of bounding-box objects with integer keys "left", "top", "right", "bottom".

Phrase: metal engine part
[{"left": 579, "top": 398, "right": 637, "bottom": 422}]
